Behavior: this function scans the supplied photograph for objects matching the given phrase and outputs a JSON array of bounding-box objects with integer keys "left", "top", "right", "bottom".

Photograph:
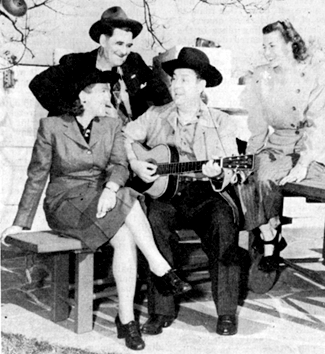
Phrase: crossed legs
[{"left": 109, "top": 200, "right": 173, "bottom": 324}]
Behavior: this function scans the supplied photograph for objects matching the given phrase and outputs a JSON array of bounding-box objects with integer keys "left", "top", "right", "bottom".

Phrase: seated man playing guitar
[{"left": 123, "top": 47, "right": 252, "bottom": 337}]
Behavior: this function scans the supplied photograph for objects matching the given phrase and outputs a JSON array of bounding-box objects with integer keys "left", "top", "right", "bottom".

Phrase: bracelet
[{"left": 104, "top": 185, "right": 117, "bottom": 193}]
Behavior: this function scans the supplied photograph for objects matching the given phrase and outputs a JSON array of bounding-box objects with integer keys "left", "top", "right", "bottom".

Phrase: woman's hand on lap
[{"left": 96, "top": 188, "right": 117, "bottom": 218}]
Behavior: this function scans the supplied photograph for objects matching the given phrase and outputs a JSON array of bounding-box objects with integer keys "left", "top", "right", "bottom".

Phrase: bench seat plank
[
  {"left": 282, "top": 181, "right": 325, "bottom": 202},
  {"left": 6, "top": 231, "right": 84, "bottom": 253}
]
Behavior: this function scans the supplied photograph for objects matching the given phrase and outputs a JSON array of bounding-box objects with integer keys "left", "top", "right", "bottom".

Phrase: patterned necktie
[{"left": 111, "top": 75, "right": 132, "bottom": 125}]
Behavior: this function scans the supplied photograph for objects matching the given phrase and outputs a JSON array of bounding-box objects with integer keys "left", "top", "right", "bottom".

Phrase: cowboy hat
[
  {"left": 89, "top": 6, "right": 143, "bottom": 43},
  {"left": 162, "top": 47, "right": 223, "bottom": 87}
]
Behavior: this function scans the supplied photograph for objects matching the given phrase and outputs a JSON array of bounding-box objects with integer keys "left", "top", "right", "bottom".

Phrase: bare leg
[
  {"left": 125, "top": 200, "right": 171, "bottom": 276},
  {"left": 110, "top": 224, "right": 137, "bottom": 324}
]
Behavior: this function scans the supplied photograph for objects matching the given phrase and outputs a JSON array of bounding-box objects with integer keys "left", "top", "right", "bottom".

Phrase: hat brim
[
  {"left": 89, "top": 19, "right": 143, "bottom": 42},
  {"left": 162, "top": 59, "right": 223, "bottom": 87}
]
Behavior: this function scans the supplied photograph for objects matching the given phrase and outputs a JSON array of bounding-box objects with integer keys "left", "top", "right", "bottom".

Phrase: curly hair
[{"left": 262, "top": 20, "right": 309, "bottom": 62}]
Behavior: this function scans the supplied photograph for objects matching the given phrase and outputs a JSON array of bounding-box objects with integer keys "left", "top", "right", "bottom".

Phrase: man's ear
[
  {"left": 99, "top": 34, "right": 107, "bottom": 47},
  {"left": 199, "top": 79, "right": 207, "bottom": 93}
]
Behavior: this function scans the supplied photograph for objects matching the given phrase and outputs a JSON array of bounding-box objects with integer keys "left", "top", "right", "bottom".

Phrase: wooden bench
[
  {"left": 6, "top": 231, "right": 95, "bottom": 334},
  {"left": 5, "top": 180, "right": 325, "bottom": 333},
  {"left": 5, "top": 229, "right": 209, "bottom": 334},
  {"left": 280, "top": 180, "right": 325, "bottom": 286}
]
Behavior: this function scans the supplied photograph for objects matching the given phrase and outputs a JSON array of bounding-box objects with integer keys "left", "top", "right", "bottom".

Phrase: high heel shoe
[
  {"left": 115, "top": 316, "right": 145, "bottom": 350},
  {"left": 258, "top": 229, "right": 287, "bottom": 273},
  {"left": 154, "top": 269, "right": 192, "bottom": 296}
]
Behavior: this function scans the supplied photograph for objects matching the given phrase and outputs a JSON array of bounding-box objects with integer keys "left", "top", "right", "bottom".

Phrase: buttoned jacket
[
  {"left": 13, "top": 115, "right": 129, "bottom": 229},
  {"left": 243, "top": 57, "right": 325, "bottom": 166},
  {"left": 29, "top": 49, "right": 172, "bottom": 119}
]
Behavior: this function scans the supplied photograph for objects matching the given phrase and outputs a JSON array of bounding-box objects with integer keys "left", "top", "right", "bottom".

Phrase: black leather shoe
[
  {"left": 216, "top": 315, "right": 237, "bottom": 336},
  {"left": 257, "top": 230, "right": 287, "bottom": 273},
  {"left": 155, "top": 269, "right": 192, "bottom": 296},
  {"left": 115, "top": 316, "right": 145, "bottom": 350},
  {"left": 141, "top": 314, "right": 174, "bottom": 335}
]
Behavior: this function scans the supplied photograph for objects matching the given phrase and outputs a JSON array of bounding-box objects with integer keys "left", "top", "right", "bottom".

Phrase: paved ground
[{"left": 1, "top": 197, "right": 325, "bottom": 354}]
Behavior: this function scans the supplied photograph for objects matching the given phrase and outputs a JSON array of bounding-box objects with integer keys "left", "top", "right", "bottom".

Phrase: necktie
[{"left": 111, "top": 67, "right": 133, "bottom": 124}]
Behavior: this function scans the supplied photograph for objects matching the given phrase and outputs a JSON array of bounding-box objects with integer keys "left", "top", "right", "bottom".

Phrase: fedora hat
[
  {"left": 162, "top": 47, "right": 223, "bottom": 87},
  {"left": 89, "top": 6, "right": 143, "bottom": 43}
]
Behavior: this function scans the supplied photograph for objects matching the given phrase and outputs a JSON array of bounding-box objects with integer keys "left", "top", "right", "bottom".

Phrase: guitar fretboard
[
  {"left": 157, "top": 160, "right": 212, "bottom": 175},
  {"left": 156, "top": 156, "right": 253, "bottom": 175}
]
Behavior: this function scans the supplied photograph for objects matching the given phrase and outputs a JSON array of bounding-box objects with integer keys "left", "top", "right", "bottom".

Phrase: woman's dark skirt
[{"left": 44, "top": 186, "right": 143, "bottom": 252}]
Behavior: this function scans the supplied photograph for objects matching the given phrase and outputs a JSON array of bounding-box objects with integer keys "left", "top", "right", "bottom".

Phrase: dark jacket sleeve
[{"left": 29, "top": 51, "right": 98, "bottom": 116}]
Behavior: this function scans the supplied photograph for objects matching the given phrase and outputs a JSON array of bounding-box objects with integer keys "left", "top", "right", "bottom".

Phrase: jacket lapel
[
  {"left": 88, "top": 117, "right": 103, "bottom": 149},
  {"left": 62, "top": 115, "right": 89, "bottom": 149}
]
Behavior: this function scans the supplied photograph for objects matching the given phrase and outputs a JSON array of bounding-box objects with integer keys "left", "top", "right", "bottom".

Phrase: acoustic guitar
[{"left": 131, "top": 142, "right": 254, "bottom": 200}]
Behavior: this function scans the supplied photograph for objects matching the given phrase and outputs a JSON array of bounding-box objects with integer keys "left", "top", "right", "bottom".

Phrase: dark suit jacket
[
  {"left": 13, "top": 114, "right": 129, "bottom": 229},
  {"left": 29, "top": 49, "right": 172, "bottom": 119}
]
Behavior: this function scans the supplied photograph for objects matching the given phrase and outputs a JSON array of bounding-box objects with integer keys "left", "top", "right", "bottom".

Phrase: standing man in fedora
[
  {"left": 29, "top": 6, "right": 171, "bottom": 122},
  {"left": 123, "top": 47, "right": 244, "bottom": 336}
]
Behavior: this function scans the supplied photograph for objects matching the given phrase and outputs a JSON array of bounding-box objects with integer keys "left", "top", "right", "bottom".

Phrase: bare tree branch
[
  {"left": 133, "top": 0, "right": 277, "bottom": 49},
  {"left": 0, "top": 0, "right": 61, "bottom": 67},
  {"left": 142, "top": 0, "right": 166, "bottom": 49},
  {"left": 194, "top": 0, "right": 274, "bottom": 13}
]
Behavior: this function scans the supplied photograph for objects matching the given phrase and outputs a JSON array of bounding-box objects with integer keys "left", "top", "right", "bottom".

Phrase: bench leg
[
  {"left": 50, "top": 253, "right": 70, "bottom": 323},
  {"left": 74, "top": 251, "right": 94, "bottom": 334},
  {"left": 323, "top": 219, "right": 325, "bottom": 266}
]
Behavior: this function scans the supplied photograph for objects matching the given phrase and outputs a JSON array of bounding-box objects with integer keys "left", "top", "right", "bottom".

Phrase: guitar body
[
  {"left": 131, "top": 142, "right": 254, "bottom": 200},
  {"left": 132, "top": 143, "right": 180, "bottom": 199}
]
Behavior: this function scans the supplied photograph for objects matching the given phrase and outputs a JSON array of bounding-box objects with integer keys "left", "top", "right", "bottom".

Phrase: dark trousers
[{"left": 146, "top": 181, "right": 240, "bottom": 318}]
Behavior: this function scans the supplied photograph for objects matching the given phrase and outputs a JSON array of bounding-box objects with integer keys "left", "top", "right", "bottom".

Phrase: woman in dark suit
[{"left": 1, "top": 76, "right": 190, "bottom": 351}]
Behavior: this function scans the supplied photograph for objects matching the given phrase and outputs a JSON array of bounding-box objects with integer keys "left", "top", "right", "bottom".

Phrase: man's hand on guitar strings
[
  {"left": 130, "top": 159, "right": 160, "bottom": 183},
  {"left": 202, "top": 159, "right": 223, "bottom": 178}
]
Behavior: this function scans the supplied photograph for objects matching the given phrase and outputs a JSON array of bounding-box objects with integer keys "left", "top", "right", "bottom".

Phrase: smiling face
[
  {"left": 170, "top": 68, "right": 206, "bottom": 108},
  {"left": 263, "top": 30, "right": 294, "bottom": 69},
  {"left": 99, "top": 28, "right": 133, "bottom": 69},
  {"left": 79, "top": 83, "right": 116, "bottom": 117}
]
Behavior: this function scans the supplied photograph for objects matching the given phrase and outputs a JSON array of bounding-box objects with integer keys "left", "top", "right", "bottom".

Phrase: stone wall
[{"left": 0, "top": 65, "right": 49, "bottom": 230}]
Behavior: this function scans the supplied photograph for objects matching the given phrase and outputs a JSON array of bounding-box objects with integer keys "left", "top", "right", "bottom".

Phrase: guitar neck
[{"left": 156, "top": 159, "right": 220, "bottom": 176}]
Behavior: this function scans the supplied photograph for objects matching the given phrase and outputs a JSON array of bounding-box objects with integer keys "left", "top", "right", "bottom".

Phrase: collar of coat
[
  {"left": 159, "top": 101, "right": 222, "bottom": 130},
  {"left": 59, "top": 114, "right": 111, "bottom": 149}
]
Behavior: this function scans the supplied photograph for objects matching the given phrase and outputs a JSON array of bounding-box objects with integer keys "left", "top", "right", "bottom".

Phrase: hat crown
[
  {"left": 178, "top": 47, "right": 210, "bottom": 67},
  {"left": 161, "top": 47, "right": 223, "bottom": 87},
  {"left": 101, "top": 6, "right": 128, "bottom": 21},
  {"left": 89, "top": 6, "right": 143, "bottom": 42}
]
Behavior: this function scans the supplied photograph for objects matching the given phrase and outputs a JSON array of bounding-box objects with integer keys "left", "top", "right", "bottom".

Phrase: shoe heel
[
  {"left": 278, "top": 237, "right": 287, "bottom": 252},
  {"left": 115, "top": 316, "right": 145, "bottom": 350},
  {"left": 115, "top": 316, "right": 126, "bottom": 339}
]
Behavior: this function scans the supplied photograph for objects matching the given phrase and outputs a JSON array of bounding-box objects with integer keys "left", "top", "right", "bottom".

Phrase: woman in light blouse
[{"left": 240, "top": 20, "right": 325, "bottom": 273}]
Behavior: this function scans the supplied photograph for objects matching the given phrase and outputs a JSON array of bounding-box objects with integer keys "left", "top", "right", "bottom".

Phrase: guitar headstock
[{"left": 222, "top": 155, "right": 254, "bottom": 170}]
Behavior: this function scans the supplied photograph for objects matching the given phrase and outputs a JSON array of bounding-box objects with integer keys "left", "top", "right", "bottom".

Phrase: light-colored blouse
[{"left": 242, "top": 55, "right": 325, "bottom": 167}]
